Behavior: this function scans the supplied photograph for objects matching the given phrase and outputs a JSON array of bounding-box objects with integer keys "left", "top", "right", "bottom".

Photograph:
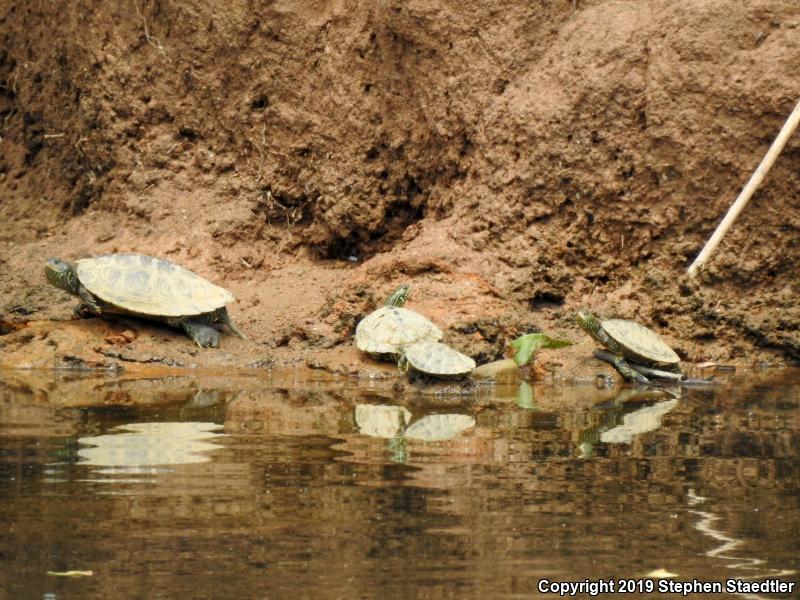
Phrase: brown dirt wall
[{"left": 1, "top": 0, "right": 799, "bottom": 373}]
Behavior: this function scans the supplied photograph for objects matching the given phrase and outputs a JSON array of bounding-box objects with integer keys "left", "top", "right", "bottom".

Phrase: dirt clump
[{"left": 1, "top": 0, "right": 799, "bottom": 374}]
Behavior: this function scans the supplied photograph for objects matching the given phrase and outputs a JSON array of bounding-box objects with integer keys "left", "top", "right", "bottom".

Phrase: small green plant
[{"left": 510, "top": 332, "right": 573, "bottom": 366}]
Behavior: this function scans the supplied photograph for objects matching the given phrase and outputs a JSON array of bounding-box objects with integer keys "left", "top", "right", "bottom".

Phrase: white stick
[{"left": 687, "top": 98, "right": 800, "bottom": 278}]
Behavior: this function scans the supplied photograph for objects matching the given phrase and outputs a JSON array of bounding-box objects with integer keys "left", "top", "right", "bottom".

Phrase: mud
[{"left": 1, "top": 1, "right": 799, "bottom": 376}]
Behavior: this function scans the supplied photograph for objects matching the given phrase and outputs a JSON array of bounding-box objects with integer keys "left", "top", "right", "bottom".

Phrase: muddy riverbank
[{"left": 1, "top": 1, "right": 799, "bottom": 372}]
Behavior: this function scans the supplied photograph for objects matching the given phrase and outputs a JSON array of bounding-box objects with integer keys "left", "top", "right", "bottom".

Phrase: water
[{"left": 0, "top": 368, "right": 798, "bottom": 599}]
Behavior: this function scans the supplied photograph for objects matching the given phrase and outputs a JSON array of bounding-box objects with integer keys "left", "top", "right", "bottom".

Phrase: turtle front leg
[
  {"left": 73, "top": 285, "right": 103, "bottom": 319},
  {"left": 73, "top": 303, "right": 98, "bottom": 319},
  {"left": 593, "top": 349, "right": 649, "bottom": 384},
  {"left": 77, "top": 284, "right": 103, "bottom": 314},
  {"left": 180, "top": 319, "right": 221, "bottom": 348}
]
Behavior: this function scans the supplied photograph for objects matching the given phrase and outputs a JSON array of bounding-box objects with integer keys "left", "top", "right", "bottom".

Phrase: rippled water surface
[{"left": 1, "top": 368, "right": 798, "bottom": 599}]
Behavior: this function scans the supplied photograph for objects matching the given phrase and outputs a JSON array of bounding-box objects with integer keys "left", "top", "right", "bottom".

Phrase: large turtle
[
  {"left": 575, "top": 310, "right": 680, "bottom": 383},
  {"left": 398, "top": 341, "right": 476, "bottom": 380},
  {"left": 45, "top": 254, "right": 245, "bottom": 348},
  {"left": 355, "top": 284, "right": 442, "bottom": 360}
]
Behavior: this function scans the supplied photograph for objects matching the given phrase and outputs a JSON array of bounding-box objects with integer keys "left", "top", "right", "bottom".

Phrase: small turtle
[
  {"left": 45, "top": 254, "right": 245, "bottom": 348},
  {"left": 575, "top": 310, "right": 680, "bottom": 383},
  {"left": 355, "top": 284, "right": 442, "bottom": 360},
  {"left": 398, "top": 341, "right": 476, "bottom": 379}
]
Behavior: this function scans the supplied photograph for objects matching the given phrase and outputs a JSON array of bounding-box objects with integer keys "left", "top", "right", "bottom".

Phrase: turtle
[
  {"left": 398, "top": 340, "right": 476, "bottom": 379},
  {"left": 45, "top": 254, "right": 245, "bottom": 348},
  {"left": 575, "top": 310, "right": 680, "bottom": 383},
  {"left": 355, "top": 284, "right": 442, "bottom": 360}
]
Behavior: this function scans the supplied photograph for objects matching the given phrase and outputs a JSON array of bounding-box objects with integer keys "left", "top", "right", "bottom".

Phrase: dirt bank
[{"left": 1, "top": 0, "right": 799, "bottom": 374}]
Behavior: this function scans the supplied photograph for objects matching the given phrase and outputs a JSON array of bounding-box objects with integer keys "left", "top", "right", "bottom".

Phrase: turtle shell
[
  {"left": 75, "top": 254, "right": 234, "bottom": 317},
  {"left": 601, "top": 319, "right": 679, "bottom": 366},
  {"left": 403, "top": 341, "right": 476, "bottom": 378},
  {"left": 355, "top": 306, "right": 442, "bottom": 358}
]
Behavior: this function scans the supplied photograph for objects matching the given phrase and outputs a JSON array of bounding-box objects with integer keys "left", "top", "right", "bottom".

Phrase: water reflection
[
  {"left": 688, "top": 489, "right": 797, "bottom": 589},
  {"left": 77, "top": 422, "right": 225, "bottom": 474},
  {"left": 355, "top": 404, "right": 476, "bottom": 443},
  {"left": 515, "top": 381, "right": 535, "bottom": 410},
  {"left": 599, "top": 398, "right": 679, "bottom": 444},
  {"left": 0, "top": 368, "right": 797, "bottom": 599},
  {"left": 355, "top": 404, "right": 411, "bottom": 438},
  {"left": 354, "top": 404, "right": 477, "bottom": 463},
  {"left": 405, "top": 414, "right": 476, "bottom": 442},
  {"left": 574, "top": 387, "right": 682, "bottom": 457}
]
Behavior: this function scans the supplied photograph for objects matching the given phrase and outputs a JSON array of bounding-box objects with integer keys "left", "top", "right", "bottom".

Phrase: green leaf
[{"left": 510, "top": 332, "right": 573, "bottom": 366}]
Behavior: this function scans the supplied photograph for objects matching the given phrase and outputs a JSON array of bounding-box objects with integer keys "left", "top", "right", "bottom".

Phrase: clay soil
[{"left": 1, "top": 0, "right": 799, "bottom": 377}]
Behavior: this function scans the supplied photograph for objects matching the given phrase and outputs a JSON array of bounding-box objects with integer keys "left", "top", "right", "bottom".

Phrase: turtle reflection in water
[
  {"left": 354, "top": 404, "right": 476, "bottom": 463},
  {"left": 45, "top": 254, "right": 245, "bottom": 348},
  {"left": 575, "top": 310, "right": 681, "bottom": 384},
  {"left": 577, "top": 387, "right": 681, "bottom": 458}
]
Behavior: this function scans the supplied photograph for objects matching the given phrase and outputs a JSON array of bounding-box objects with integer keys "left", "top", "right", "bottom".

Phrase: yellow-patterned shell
[
  {"left": 403, "top": 341, "right": 476, "bottom": 378},
  {"left": 355, "top": 306, "right": 443, "bottom": 359},
  {"left": 602, "top": 319, "right": 680, "bottom": 366},
  {"left": 75, "top": 254, "right": 234, "bottom": 317}
]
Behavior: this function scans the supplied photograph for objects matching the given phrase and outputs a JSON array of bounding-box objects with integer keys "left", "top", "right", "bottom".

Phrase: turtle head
[
  {"left": 45, "top": 258, "right": 80, "bottom": 295},
  {"left": 575, "top": 310, "right": 601, "bottom": 337},
  {"left": 385, "top": 284, "right": 410, "bottom": 308}
]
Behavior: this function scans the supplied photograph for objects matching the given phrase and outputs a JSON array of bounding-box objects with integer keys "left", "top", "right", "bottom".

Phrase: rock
[
  {"left": 471, "top": 359, "right": 521, "bottom": 383},
  {"left": 105, "top": 330, "right": 136, "bottom": 345}
]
